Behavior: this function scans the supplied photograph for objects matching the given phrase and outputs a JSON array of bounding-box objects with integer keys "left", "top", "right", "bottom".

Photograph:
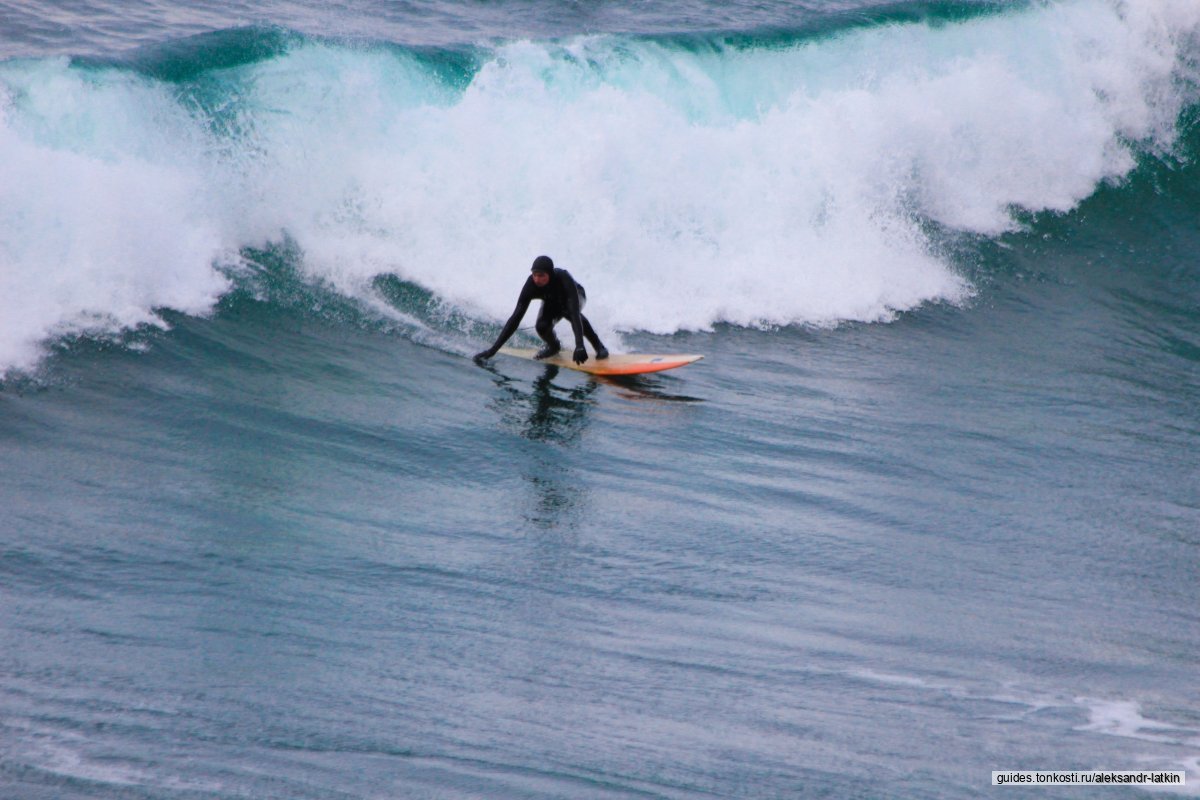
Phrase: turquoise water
[{"left": 2, "top": 1, "right": 1199, "bottom": 797}]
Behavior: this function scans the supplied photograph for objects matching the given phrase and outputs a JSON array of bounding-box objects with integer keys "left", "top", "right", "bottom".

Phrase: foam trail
[
  {"left": 2, "top": 0, "right": 1199, "bottom": 373},
  {"left": 1077, "top": 698, "right": 1200, "bottom": 793}
]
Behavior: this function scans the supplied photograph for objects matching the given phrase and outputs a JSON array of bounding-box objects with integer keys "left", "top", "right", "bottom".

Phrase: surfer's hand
[
  {"left": 573, "top": 346, "right": 588, "bottom": 365},
  {"left": 473, "top": 348, "right": 496, "bottom": 363}
]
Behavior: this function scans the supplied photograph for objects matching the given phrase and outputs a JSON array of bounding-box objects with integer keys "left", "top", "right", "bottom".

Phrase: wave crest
[{"left": 2, "top": 0, "right": 1198, "bottom": 373}]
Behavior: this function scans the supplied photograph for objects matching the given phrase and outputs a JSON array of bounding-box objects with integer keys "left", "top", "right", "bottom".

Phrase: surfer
[{"left": 473, "top": 255, "right": 609, "bottom": 365}]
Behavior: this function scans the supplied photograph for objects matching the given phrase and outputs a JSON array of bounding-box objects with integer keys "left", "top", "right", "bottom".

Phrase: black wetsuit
[{"left": 483, "top": 267, "right": 605, "bottom": 357}]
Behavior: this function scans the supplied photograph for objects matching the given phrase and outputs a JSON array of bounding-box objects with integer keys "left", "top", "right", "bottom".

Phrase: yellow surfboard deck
[{"left": 499, "top": 347, "right": 703, "bottom": 376}]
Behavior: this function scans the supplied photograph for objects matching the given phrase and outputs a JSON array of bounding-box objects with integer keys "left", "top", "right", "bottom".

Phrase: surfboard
[{"left": 498, "top": 347, "right": 703, "bottom": 376}]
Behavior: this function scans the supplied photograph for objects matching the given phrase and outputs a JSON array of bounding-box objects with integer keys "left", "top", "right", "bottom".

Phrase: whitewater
[{"left": 2, "top": 0, "right": 1198, "bottom": 373}]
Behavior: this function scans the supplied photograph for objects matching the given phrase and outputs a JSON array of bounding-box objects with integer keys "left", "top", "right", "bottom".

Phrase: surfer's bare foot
[
  {"left": 533, "top": 344, "right": 560, "bottom": 360},
  {"left": 595, "top": 346, "right": 609, "bottom": 360}
]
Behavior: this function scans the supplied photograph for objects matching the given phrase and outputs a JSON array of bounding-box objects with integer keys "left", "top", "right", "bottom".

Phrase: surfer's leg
[
  {"left": 534, "top": 305, "right": 562, "bottom": 359},
  {"left": 581, "top": 315, "right": 608, "bottom": 359}
]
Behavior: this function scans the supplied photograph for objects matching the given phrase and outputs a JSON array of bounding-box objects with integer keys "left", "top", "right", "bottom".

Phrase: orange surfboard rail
[{"left": 498, "top": 348, "right": 704, "bottom": 376}]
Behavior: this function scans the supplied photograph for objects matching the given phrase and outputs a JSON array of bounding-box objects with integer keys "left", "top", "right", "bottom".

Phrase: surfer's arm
[{"left": 474, "top": 281, "right": 534, "bottom": 360}]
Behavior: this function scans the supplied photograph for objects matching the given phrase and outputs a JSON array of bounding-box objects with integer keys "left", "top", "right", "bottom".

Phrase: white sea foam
[
  {"left": 1078, "top": 698, "right": 1198, "bottom": 745},
  {"left": 0, "top": 60, "right": 233, "bottom": 372},
  {"left": 1, "top": 0, "right": 1198, "bottom": 372},
  {"left": 1076, "top": 697, "right": 1200, "bottom": 793}
]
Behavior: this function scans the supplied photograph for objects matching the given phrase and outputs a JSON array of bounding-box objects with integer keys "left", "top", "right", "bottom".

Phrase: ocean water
[{"left": 2, "top": 0, "right": 1199, "bottom": 797}]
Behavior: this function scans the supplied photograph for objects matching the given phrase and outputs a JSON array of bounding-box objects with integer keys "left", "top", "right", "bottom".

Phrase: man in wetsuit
[{"left": 473, "top": 255, "right": 609, "bottom": 365}]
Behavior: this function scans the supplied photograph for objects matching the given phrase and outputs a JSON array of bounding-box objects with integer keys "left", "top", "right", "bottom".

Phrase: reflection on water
[
  {"left": 483, "top": 364, "right": 597, "bottom": 531},
  {"left": 592, "top": 373, "right": 705, "bottom": 404},
  {"left": 479, "top": 361, "right": 704, "bottom": 531},
  {"left": 486, "top": 364, "right": 598, "bottom": 445}
]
